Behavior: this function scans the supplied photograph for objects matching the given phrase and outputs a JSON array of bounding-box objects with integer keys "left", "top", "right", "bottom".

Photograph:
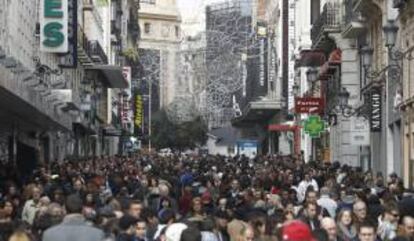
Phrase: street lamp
[
  {"left": 360, "top": 46, "right": 374, "bottom": 70},
  {"left": 306, "top": 68, "right": 318, "bottom": 82},
  {"left": 338, "top": 87, "right": 350, "bottom": 111},
  {"left": 292, "top": 83, "right": 300, "bottom": 97},
  {"left": 360, "top": 44, "right": 401, "bottom": 82},
  {"left": 335, "top": 87, "right": 362, "bottom": 118},
  {"left": 382, "top": 20, "right": 414, "bottom": 61},
  {"left": 383, "top": 20, "right": 399, "bottom": 49}
]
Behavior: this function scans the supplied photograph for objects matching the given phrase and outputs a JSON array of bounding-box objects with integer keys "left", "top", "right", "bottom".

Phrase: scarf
[{"left": 338, "top": 223, "right": 357, "bottom": 240}]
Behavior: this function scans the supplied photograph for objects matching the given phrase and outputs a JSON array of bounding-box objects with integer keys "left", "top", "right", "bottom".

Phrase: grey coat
[{"left": 42, "top": 214, "right": 105, "bottom": 241}]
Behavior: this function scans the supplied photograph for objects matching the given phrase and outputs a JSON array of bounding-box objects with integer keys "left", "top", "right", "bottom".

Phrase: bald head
[
  {"left": 321, "top": 217, "right": 337, "bottom": 241},
  {"left": 159, "top": 184, "right": 170, "bottom": 197},
  {"left": 402, "top": 216, "right": 414, "bottom": 237},
  {"left": 353, "top": 201, "right": 367, "bottom": 221}
]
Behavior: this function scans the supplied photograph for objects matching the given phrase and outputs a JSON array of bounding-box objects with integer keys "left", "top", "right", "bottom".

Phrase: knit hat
[{"left": 282, "top": 220, "right": 316, "bottom": 241}]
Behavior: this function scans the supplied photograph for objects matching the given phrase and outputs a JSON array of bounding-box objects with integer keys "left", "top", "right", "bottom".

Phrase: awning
[
  {"left": 232, "top": 99, "right": 283, "bottom": 126},
  {"left": 318, "top": 48, "right": 342, "bottom": 79},
  {"left": 298, "top": 49, "right": 326, "bottom": 67},
  {"left": 86, "top": 65, "right": 129, "bottom": 88},
  {"left": 0, "top": 86, "right": 71, "bottom": 132}
]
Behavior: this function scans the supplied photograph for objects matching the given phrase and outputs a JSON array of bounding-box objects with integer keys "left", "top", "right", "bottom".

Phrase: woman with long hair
[{"left": 336, "top": 208, "right": 357, "bottom": 241}]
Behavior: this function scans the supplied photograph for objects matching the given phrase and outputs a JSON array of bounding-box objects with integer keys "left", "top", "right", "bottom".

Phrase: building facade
[
  {"left": 0, "top": 0, "right": 137, "bottom": 172},
  {"left": 396, "top": 0, "right": 414, "bottom": 187},
  {"left": 138, "top": 0, "right": 182, "bottom": 109}
]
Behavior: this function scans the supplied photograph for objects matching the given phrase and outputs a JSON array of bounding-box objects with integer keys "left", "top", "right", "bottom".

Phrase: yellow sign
[{"left": 135, "top": 95, "right": 143, "bottom": 128}]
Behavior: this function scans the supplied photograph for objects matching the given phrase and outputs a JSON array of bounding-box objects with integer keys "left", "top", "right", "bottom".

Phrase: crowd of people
[{"left": 0, "top": 154, "right": 413, "bottom": 241}]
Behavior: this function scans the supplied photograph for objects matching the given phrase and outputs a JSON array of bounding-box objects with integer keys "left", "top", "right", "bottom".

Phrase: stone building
[
  {"left": 138, "top": 0, "right": 182, "bottom": 109},
  {"left": 0, "top": 0, "right": 137, "bottom": 173},
  {"left": 396, "top": 0, "right": 414, "bottom": 187}
]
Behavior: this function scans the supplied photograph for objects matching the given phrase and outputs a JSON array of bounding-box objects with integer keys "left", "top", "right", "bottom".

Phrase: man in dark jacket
[{"left": 299, "top": 202, "right": 321, "bottom": 231}]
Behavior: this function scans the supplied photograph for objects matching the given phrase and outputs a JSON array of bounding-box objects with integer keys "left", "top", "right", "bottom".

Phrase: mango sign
[{"left": 40, "top": 0, "right": 68, "bottom": 53}]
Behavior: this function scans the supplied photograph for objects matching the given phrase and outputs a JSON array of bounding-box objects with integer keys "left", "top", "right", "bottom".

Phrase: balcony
[
  {"left": 311, "top": 2, "right": 341, "bottom": 49},
  {"left": 342, "top": 0, "right": 366, "bottom": 38},
  {"left": 89, "top": 41, "right": 108, "bottom": 64},
  {"left": 77, "top": 26, "right": 93, "bottom": 66},
  {"left": 77, "top": 26, "right": 108, "bottom": 66}
]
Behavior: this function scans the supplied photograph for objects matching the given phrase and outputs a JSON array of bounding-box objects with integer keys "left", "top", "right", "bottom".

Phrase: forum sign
[{"left": 40, "top": 0, "right": 68, "bottom": 53}]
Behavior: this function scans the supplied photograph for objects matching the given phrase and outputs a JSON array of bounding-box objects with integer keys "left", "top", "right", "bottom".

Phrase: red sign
[{"left": 295, "top": 97, "right": 324, "bottom": 113}]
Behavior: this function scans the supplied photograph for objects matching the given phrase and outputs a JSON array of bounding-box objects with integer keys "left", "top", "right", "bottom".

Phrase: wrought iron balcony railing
[
  {"left": 344, "top": 0, "right": 357, "bottom": 25},
  {"left": 77, "top": 25, "right": 93, "bottom": 65},
  {"left": 342, "top": 0, "right": 365, "bottom": 38},
  {"left": 77, "top": 25, "right": 108, "bottom": 65},
  {"left": 311, "top": 2, "right": 341, "bottom": 46},
  {"left": 88, "top": 40, "right": 108, "bottom": 65}
]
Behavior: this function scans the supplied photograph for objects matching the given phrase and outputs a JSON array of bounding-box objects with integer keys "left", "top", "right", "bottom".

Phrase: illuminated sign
[{"left": 134, "top": 95, "right": 143, "bottom": 128}]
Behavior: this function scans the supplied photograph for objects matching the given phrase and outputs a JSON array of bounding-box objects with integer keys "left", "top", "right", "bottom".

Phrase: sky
[{"left": 177, "top": 0, "right": 226, "bottom": 36}]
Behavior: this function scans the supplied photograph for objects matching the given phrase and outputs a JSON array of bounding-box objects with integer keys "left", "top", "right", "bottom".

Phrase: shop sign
[
  {"left": 40, "top": 0, "right": 68, "bottom": 53},
  {"left": 370, "top": 88, "right": 382, "bottom": 132},
  {"left": 304, "top": 115, "right": 325, "bottom": 138},
  {"left": 121, "top": 96, "right": 130, "bottom": 124},
  {"left": 134, "top": 95, "right": 143, "bottom": 128},
  {"left": 59, "top": 0, "right": 77, "bottom": 67},
  {"left": 259, "top": 38, "right": 265, "bottom": 86},
  {"left": 295, "top": 97, "right": 324, "bottom": 114}
]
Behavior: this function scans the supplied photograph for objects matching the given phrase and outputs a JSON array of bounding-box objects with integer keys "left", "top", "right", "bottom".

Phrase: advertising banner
[{"left": 134, "top": 95, "right": 143, "bottom": 129}]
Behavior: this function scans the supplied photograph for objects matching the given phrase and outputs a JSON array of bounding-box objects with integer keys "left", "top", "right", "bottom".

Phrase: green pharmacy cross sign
[{"left": 304, "top": 115, "right": 325, "bottom": 138}]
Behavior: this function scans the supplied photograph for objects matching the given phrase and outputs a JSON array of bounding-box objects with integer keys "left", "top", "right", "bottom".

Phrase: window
[
  {"left": 144, "top": 23, "right": 151, "bottom": 34},
  {"left": 141, "top": 0, "right": 155, "bottom": 4}
]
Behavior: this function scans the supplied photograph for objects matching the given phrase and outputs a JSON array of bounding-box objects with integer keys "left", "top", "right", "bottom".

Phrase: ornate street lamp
[
  {"left": 383, "top": 20, "right": 399, "bottom": 49},
  {"left": 338, "top": 87, "right": 350, "bottom": 111},
  {"left": 360, "top": 44, "right": 401, "bottom": 82},
  {"left": 306, "top": 68, "right": 318, "bottom": 82},
  {"left": 292, "top": 83, "right": 300, "bottom": 97},
  {"left": 382, "top": 20, "right": 414, "bottom": 61},
  {"left": 335, "top": 87, "right": 361, "bottom": 118},
  {"left": 360, "top": 46, "right": 374, "bottom": 69}
]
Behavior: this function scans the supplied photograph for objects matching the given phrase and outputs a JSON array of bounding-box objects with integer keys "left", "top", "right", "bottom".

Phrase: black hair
[
  {"left": 358, "top": 221, "right": 377, "bottom": 233},
  {"left": 65, "top": 194, "right": 83, "bottom": 214},
  {"left": 313, "top": 228, "right": 329, "bottom": 241},
  {"left": 181, "top": 226, "right": 202, "bottom": 241}
]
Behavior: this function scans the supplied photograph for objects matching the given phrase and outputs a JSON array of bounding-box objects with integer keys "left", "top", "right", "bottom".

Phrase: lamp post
[
  {"left": 292, "top": 82, "right": 300, "bottom": 97},
  {"left": 306, "top": 68, "right": 318, "bottom": 95},
  {"left": 383, "top": 20, "right": 414, "bottom": 61},
  {"left": 306, "top": 68, "right": 318, "bottom": 83},
  {"left": 332, "top": 87, "right": 366, "bottom": 118}
]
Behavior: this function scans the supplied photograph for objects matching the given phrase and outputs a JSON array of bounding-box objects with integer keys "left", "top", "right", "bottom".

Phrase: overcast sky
[{"left": 177, "top": 0, "right": 225, "bottom": 35}]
